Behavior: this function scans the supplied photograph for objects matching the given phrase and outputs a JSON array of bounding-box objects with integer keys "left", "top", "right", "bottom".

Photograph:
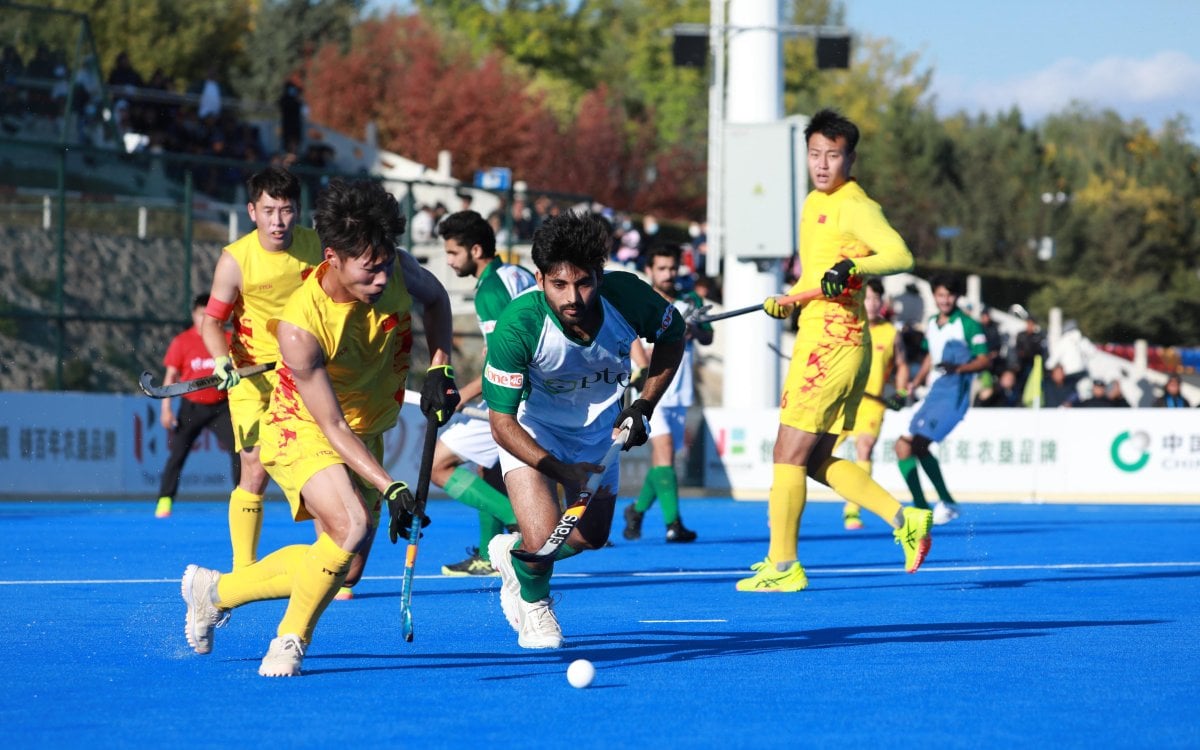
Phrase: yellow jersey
[
  {"left": 863, "top": 320, "right": 898, "bottom": 398},
  {"left": 790, "top": 180, "right": 912, "bottom": 347},
  {"left": 267, "top": 261, "right": 414, "bottom": 439},
  {"left": 224, "top": 226, "right": 324, "bottom": 368}
]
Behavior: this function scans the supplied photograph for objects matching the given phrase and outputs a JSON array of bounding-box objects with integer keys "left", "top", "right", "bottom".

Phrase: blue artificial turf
[{"left": 0, "top": 499, "right": 1197, "bottom": 749}]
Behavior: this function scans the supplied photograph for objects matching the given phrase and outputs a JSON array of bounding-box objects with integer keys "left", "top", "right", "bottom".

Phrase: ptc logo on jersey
[
  {"left": 1110, "top": 430, "right": 1150, "bottom": 473},
  {"left": 658, "top": 305, "right": 676, "bottom": 335},
  {"left": 485, "top": 364, "right": 523, "bottom": 389}
]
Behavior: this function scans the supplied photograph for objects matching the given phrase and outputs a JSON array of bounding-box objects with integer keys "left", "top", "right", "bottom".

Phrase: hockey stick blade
[
  {"left": 400, "top": 411, "right": 439, "bottom": 643},
  {"left": 138, "top": 362, "right": 276, "bottom": 398},
  {"left": 510, "top": 430, "right": 628, "bottom": 564}
]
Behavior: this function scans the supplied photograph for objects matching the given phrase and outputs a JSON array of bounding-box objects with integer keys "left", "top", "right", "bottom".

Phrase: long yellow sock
[
  {"left": 843, "top": 459, "right": 873, "bottom": 516},
  {"left": 815, "top": 457, "right": 902, "bottom": 526},
  {"left": 215, "top": 544, "right": 308, "bottom": 608},
  {"left": 277, "top": 533, "right": 354, "bottom": 643},
  {"left": 229, "top": 487, "right": 264, "bottom": 571},
  {"left": 767, "top": 464, "right": 808, "bottom": 564}
]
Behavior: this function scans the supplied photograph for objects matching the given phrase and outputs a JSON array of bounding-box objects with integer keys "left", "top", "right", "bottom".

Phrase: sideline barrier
[
  {"left": 0, "top": 392, "right": 653, "bottom": 500},
  {"left": 701, "top": 406, "right": 1200, "bottom": 503}
]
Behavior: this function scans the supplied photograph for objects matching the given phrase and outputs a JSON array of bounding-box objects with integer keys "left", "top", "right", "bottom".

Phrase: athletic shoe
[
  {"left": 894, "top": 506, "right": 934, "bottom": 573},
  {"left": 665, "top": 519, "right": 697, "bottom": 543},
  {"left": 487, "top": 532, "right": 522, "bottom": 632},
  {"left": 843, "top": 506, "right": 864, "bottom": 531},
  {"left": 517, "top": 596, "right": 563, "bottom": 649},
  {"left": 441, "top": 547, "right": 499, "bottom": 577},
  {"left": 334, "top": 587, "right": 354, "bottom": 601},
  {"left": 622, "top": 504, "right": 644, "bottom": 540},
  {"left": 181, "top": 564, "right": 229, "bottom": 654},
  {"left": 932, "top": 500, "right": 960, "bottom": 526},
  {"left": 258, "top": 634, "right": 305, "bottom": 677},
  {"left": 735, "top": 558, "right": 809, "bottom": 592},
  {"left": 155, "top": 496, "right": 172, "bottom": 519}
]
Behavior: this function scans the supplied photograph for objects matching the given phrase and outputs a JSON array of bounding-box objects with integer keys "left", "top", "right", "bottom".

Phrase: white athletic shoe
[
  {"left": 181, "top": 564, "right": 229, "bottom": 655},
  {"left": 932, "top": 501, "right": 961, "bottom": 526},
  {"left": 487, "top": 532, "right": 522, "bottom": 632},
  {"left": 517, "top": 596, "right": 563, "bottom": 649},
  {"left": 258, "top": 633, "right": 305, "bottom": 677}
]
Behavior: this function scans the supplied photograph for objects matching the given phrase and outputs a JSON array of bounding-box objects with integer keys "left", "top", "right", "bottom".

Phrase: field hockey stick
[
  {"left": 691, "top": 287, "right": 826, "bottom": 324},
  {"left": 137, "top": 362, "right": 275, "bottom": 399},
  {"left": 460, "top": 405, "right": 490, "bottom": 420},
  {"left": 399, "top": 411, "right": 439, "bottom": 643},
  {"left": 510, "top": 428, "right": 629, "bottom": 565}
]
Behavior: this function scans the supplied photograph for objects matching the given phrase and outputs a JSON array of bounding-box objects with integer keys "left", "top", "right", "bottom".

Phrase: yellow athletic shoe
[
  {"left": 894, "top": 506, "right": 933, "bottom": 573},
  {"left": 843, "top": 505, "right": 863, "bottom": 530},
  {"left": 735, "top": 558, "right": 809, "bottom": 592},
  {"left": 155, "top": 496, "right": 172, "bottom": 518},
  {"left": 334, "top": 587, "right": 354, "bottom": 601}
]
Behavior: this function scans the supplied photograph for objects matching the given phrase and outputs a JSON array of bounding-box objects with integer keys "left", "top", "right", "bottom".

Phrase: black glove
[
  {"left": 613, "top": 398, "right": 652, "bottom": 451},
  {"left": 385, "top": 481, "right": 430, "bottom": 543},
  {"left": 820, "top": 259, "right": 857, "bottom": 298},
  {"left": 882, "top": 390, "right": 908, "bottom": 411},
  {"left": 420, "top": 365, "right": 460, "bottom": 426},
  {"left": 937, "top": 361, "right": 959, "bottom": 375}
]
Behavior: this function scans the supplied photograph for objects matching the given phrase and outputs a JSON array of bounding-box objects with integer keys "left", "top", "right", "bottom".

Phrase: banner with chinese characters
[{"left": 701, "top": 406, "right": 1200, "bottom": 503}]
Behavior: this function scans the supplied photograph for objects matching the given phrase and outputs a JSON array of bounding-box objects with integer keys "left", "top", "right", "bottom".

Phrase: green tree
[{"left": 236, "top": 0, "right": 362, "bottom": 104}]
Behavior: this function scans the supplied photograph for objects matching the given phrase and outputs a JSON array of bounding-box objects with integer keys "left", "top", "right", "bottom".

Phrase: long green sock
[
  {"left": 554, "top": 543, "right": 582, "bottom": 562},
  {"left": 477, "top": 511, "right": 504, "bottom": 562},
  {"left": 513, "top": 557, "right": 552, "bottom": 602},
  {"left": 898, "top": 456, "right": 928, "bottom": 508},
  {"left": 649, "top": 466, "right": 680, "bottom": 523},
  {"left": 444, "top": 467, "right": 517, "bottom": 526},
  {"left": 634, "top": 470, "right": 657, "bottom": 513},
  {"left": 917, "top": 453, "right": 956, "bottom": 504}
]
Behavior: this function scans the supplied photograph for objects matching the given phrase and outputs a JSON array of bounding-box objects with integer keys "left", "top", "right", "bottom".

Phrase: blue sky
[{"left": 844, "top": 0, "right": 1200, "bottom": 133}]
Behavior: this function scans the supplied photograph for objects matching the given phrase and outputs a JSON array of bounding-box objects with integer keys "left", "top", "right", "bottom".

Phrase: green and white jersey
[
  {"left": 656, "top": 291, "right": 709, "bottom": 409},
  {"left": 483, "top": 271, "right": 685, "bottom": 441},
  {"left": 922, "top": 308, "right": 988, "bottom": 386},
  {"left": 475, "top": 257, "right": 536, "bottom": 345}
]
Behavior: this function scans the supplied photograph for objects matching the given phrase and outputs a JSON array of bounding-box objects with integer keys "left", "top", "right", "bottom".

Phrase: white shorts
[
  {"left": 440, "top": 413, "right": 500, "bottom": 468},
  {"left": 498, "top": 417, "right": 621, "bottom": 493},
  {"left": 648, "top": 405, "right": 688, "bottom": 453}
]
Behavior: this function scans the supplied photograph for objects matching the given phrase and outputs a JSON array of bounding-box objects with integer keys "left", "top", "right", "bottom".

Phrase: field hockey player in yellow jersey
[
  {"left": 182, "top": 178, "right": 459, "bottom": 676},
  {"left": 833, "top": 278, "right": 909, "bottom": 530},
  {"left": 201, "top": 167, "right": 324, "bottom": 576},
  {"left": 737, "top": 109, "right": 933, "bottom": 592}
]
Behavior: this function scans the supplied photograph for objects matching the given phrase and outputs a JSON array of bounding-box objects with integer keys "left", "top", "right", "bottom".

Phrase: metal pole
[
  {"left": 704, "top": 0, "right": 726, "bottom": 279},
  {"left": 183, "top": 169, "right": 194, "bottom": 312},
  {"left": 55, "top": 147, "right": 67, "bottom": 389}
]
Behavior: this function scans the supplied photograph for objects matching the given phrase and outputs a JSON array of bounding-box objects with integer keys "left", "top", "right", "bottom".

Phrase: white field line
[{"left": 3, "top": 560, "right": 1198, "bottom": 585}]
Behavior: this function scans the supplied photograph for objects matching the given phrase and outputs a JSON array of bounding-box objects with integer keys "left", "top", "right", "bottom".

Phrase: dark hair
[
  {"left": 929, "top": 273, "right": 963, "bottom": 296},
  {"left": 865, "top": 278, "right": 884, "bottom": 296},
  {"left": 530, "top": 211, "right": 610, "bottom": 275},
  {"left": 246, "top": 166, "right": 301, "bottom": 204},
  {"left": 647, "top": 243, "right": 682, "bottom": 265},
  {"left": 804, "top": 108, "right": 860, "bottom": 153},
  {"left": 192, "top": 293, "right": 210, "bottom": 309},
  {"left": 313, "top": 178, "right": 406, "bottom": 262},
  {"left": 437, "top": 210, "right": 496, "bottom": 258}
]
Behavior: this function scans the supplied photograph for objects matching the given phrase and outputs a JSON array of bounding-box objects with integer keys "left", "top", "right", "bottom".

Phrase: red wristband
[{"left": 205, "top": 296, "right": 234, "bottom": 322}]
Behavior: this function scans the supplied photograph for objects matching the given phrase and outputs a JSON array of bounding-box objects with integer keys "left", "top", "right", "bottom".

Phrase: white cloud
[{"left": 933, "top": 50, "right": 1200, "bottom": 128}]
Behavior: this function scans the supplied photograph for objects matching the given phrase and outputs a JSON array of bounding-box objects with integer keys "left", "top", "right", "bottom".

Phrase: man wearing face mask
[{"left": 637, "top": 213, "right": 660, "bottom": 270}]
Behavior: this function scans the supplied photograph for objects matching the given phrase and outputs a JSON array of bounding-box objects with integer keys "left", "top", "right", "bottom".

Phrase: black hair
[
  {"left": 246, "top": 165, "right": 300, "bottom": 204},
  {"left": 313, "top": 178, "right": 406, "bottom": 262},
  {"left": 192, "top": 293, "right": 210, "bottom": 309},
  {"left": 437, "top": 210, "right": 496, "bottom": 258},
  {"left": 804, "top": 108, "right": 860, "bottom": 153},
  {"left": 530, "top": 211, "right": 610, "bottom": 275},
  {"left": 929, "top": 273, "right": 963, "bottom": 296},
  {"left": 865, "top": 278, "right": 884, "bottom": 296},
  {"left": 647, "top": 243, "right": 683, "bottom": 264}
]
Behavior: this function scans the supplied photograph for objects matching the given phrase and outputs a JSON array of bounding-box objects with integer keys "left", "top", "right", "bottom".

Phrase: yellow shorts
[
  {"left": 779, "top": 340, "right": 868, "bottom": 434},
  {"left": 260, "top": 416, "right": 383, "bottom": 522},
  {"left": 227, "top": 373, "right": 275, "bottom": 452},
  {"left": 847, "top": 398, "right": 886, "bottom": 439}
]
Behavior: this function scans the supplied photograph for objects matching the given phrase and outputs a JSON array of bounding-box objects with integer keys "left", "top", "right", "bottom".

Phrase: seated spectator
[
  {"left": 1076, "top": 380, "right": 1111, "bottom": 408},
  {"left": 1153, "top": 374, "right": 1191, "bottom": 408},
  {"left": 976, "top": 368, "right": 1022, "bottom": 407},
  {"left": 1041, "top": 364, "right": 1078, "bottom": 408},
  {"left": 1105, "top": 380, "right": 1130, "bottom": 407}
]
